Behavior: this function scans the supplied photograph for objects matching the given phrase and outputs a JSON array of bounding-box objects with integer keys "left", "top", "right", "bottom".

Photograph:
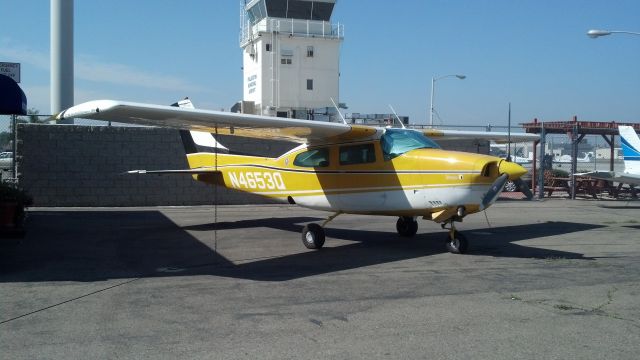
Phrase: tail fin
[
  {"left": 170, "top": 98, "right": 229, "bottom": 154},
  {"left": 619, "top": 126, "right": 640, "bottom": 174}
]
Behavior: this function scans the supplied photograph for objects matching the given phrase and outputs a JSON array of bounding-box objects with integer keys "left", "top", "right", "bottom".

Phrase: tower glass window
[
  {"left": 264, "top": 0, "right": 334, "bottom": 21},
  {"left": 307, "top": 79, "right": 313, "bottom": 90},
  {"left": 307, "top": 46, "right": 314, "bottom": 57}
]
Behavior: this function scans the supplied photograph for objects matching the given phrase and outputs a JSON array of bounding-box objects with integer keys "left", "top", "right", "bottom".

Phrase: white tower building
[{"left": 240, "top": 0, "right": 343, "bottom": 119}]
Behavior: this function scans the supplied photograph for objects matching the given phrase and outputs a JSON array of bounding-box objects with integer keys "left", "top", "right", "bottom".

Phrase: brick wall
[{"left": 17, "top": 124, "right": 296, "bottom": 206}]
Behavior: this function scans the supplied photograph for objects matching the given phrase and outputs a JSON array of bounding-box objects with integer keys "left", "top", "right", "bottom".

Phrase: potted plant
[{"left": 0, "top": 182, "right": 32, "bottom": 237}]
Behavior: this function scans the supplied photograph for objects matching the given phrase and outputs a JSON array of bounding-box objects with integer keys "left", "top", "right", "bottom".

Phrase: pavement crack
[
  {"left": 505, "top": 286, "right": 638, "bottom": 326},
  {"left": 0, "top": 278, "right": 140, "bottom": 326}
]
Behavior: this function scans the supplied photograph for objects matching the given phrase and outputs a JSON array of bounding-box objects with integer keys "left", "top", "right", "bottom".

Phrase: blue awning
[{"left": 0, "top": 74, "right": 27, "bottom": 115}]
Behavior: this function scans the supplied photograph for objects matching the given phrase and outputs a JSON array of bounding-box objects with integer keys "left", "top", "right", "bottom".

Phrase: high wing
[
  {"left": 574, "top": 171, "right": 640, "bottom": 186},
  {"left": 423, "top": 129, "right": 539, "bottom": 143},
  {"left": 57, "top": 100, "right": 538, "bottom": 144},
  {"left": 56, "top": 100, "right": 376, "bottom": 143}
]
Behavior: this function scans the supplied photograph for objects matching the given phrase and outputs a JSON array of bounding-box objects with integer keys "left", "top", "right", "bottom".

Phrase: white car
[{"left": 0, "top": 152, "right": 13, "bottom": 169}]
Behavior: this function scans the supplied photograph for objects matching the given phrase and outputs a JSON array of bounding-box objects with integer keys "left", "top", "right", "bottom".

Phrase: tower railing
[{"left": 240, "top": 18, "right": 343, "bottom": 46}]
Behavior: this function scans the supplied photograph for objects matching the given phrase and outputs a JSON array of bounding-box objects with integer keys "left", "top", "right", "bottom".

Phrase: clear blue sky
[{"left": 1, "top": 0, "right": 639, "bottom": 125}]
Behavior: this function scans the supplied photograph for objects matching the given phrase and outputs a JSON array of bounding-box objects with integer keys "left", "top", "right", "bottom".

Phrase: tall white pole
[{"left": 51, "top": 0, "right": 74, "bottom": 120}]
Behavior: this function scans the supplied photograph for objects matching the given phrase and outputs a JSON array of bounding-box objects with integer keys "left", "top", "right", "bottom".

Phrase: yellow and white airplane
[{"left": 57, "top": 100, "right": 537, "bottom": 254}]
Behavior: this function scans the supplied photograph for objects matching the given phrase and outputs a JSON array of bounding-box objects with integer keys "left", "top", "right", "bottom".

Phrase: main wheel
[
  {"left": 301, "top": 223, "right": 325, "bottom": 249},
  {"left": 396, "top": 217, "right": 418, "bottom": 237},
  {"left": 445, "top": 231, "right": 468, "bottom": 254}
]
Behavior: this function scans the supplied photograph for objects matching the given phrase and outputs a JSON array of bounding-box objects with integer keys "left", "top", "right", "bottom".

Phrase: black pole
[
  {"left": 12, "top": 114, "right": 17, "bottom": 183},
  {"left": 507, "top": 103, "right": 511, "bottom": 161},
  {"left": 538, "top": 123, "right": 546, "bottom": 199}
]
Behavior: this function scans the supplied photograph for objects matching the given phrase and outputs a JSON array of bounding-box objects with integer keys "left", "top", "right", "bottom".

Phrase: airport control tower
[{"left": 239, "top": 0, "right": 343, "bottom": 119}]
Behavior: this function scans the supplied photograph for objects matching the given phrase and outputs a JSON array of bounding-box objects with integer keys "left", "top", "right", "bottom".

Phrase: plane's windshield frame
[{"left": 380, "top": 129, "right": 440, "bottom": 160}]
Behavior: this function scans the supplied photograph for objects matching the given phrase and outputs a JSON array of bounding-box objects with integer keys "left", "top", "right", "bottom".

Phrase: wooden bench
[{"left": 543, "top": 171, "right": 571, "bottom": 197}]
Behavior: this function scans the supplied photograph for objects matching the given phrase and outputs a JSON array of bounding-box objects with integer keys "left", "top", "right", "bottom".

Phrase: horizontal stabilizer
[{"left": 127, "top": 168, "right": 220, "bottom": 175}]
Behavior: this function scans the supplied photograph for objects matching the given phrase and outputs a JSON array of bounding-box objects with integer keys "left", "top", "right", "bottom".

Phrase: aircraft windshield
[{"left": 380, "top": 129, "right": 440, "bottom": 160}]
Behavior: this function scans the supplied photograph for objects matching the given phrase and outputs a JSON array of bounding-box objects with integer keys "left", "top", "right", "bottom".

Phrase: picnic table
[{"left": 543, "top": 173, "right": 635, "bottom": 199}]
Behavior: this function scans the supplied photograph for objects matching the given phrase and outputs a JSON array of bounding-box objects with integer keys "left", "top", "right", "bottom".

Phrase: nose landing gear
[{"left": 441, "top": 219, "right": 468, "bottom": 254}]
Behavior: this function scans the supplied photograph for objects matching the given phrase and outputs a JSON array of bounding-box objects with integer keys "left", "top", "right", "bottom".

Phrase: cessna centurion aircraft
[{"left": 57, "top": 100, "right": 537, "bottom": 254}]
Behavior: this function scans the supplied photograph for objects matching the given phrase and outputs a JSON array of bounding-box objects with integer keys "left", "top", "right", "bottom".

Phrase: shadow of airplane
[{"left": 0, "top": 210, "right": 603, "bottom": 283}]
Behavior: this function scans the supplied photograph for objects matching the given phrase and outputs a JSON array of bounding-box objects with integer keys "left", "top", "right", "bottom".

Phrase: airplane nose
[{"left": 499, "top": 160, "right": 527, "bottom": 180}]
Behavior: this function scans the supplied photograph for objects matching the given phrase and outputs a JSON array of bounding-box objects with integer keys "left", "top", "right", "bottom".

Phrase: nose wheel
[
  {"left": 442, "top": 220, "right": 468, "bottom": 254},
  {"left": 445, "top": 230, "right": 468, "bottom": 254}
]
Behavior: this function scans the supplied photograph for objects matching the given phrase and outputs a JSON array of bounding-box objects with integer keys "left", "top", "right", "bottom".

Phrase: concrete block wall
[{"left": 17, "top": 124, "right": 297, "bottom": 206}]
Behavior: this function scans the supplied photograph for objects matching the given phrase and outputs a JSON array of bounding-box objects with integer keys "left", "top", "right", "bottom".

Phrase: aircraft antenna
[
  {"left": 507, "top": 102, "right": 512, "bottom": 161},
  {"left": 214, "top": 124, "right": 218, "bottom": 252},
  {"left": 330, "top": 97, "right": 348, "bottom": 125},
  {"left": 484, "top": 210, "right": 492, "bottom": 228},
  {"left": 388, "top": 105, "right": 406, "bottom": 129}
]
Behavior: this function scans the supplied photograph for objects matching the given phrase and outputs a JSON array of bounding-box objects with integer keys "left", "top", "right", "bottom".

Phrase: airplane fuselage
[{"left": 186, "top": 131, "right": 520, "bottom": 219}]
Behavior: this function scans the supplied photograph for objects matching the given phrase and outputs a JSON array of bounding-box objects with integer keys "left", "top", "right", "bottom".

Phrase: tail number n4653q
[{"left": 228, "top": 171, "right": 286, "bottom": 190}]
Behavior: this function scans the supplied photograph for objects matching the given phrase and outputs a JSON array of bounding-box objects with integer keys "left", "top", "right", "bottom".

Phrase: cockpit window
[
  {"left": 380, "top": 129, "right": 440, "bottom": 160},
  {"left": 293, "top": 148, "right": 329, "bottom": 167}
]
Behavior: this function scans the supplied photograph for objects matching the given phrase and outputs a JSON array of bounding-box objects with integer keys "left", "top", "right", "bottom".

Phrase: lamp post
[
  {"left": 587, "top": 29, "right": 640, "bottom": 38},
  {"left": 430, "top": 74, "right": 466, "bottom": 127}
]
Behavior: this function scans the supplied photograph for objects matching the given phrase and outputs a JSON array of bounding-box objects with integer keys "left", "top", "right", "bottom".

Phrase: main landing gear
[
  {"left": 396, "top": 217, "right": 418, "bottom": 237},
  {"left": 301, "top": 223, "right": 325, "bottom": 249},
  {"left": 301, "top": 212, "right": 342, "bottom": 250}
]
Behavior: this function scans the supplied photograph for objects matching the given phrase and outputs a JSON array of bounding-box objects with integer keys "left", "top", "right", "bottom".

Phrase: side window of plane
[
  {"left": 339, "top": 143, "right": 376, "bottom": 165},
  {"left": 293, "top": 148, "right": 330, "bottom": 167}
]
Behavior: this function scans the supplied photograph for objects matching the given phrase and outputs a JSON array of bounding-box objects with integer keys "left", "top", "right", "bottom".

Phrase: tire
[
  {"left": 445, "top": 231, "right": 468, "bottom": 254},
  {"left": 504, "top": 180, "right": 517, "bottom": 192},
  {"left": 301, "top": 223, "right": 325, "bottom": 249},
  {"left": 396, "top": 217, "right": 418, "bottom": 237}
]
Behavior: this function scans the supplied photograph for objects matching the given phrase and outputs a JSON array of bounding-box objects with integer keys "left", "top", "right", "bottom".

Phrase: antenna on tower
[
  {"left": 388, "top": 105, "right": 406, "bottom": 129},
  {"left": 330, "top": 97, "right": 347, "bottom": 125}
]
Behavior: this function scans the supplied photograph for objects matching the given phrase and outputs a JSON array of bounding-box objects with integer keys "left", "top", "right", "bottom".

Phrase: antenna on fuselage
[
  {"left": 330, "top": 97, "right": 348, "bottom": 125},
  {"left": 388, "top": 105, "right": 406, "bottom": 129}
]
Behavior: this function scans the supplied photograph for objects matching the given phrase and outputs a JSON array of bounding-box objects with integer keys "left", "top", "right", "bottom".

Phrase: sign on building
[{"left": 0, "top": 62, "right": 21, "bottom": 83}]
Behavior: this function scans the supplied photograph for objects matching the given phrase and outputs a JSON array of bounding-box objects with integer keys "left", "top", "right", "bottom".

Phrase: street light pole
[
  {"left": 429, "top": 74, "right": 466, "bottom": 127},
  {"left": 587, "top": 29, "right": 640, "bottom": 38}
]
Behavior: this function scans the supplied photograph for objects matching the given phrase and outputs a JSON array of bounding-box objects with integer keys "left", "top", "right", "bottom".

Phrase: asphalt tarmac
[{"left": 1, "top": 199, "right": 640, "bottom": 359}]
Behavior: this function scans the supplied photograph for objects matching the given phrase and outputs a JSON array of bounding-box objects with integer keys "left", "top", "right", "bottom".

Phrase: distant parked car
[{"left": 0, "top": 152, "right": 13, "bottom": 170}]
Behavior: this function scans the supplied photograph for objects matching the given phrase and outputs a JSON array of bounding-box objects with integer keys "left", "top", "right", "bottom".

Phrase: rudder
[{"left": 619, "top": 126, "right": 640, "bottom": 174}]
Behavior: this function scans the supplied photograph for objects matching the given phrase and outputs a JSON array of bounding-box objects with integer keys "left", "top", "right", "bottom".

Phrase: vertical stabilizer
[{"left": 619, "top": 126, "right": 640, "bottom": 174}]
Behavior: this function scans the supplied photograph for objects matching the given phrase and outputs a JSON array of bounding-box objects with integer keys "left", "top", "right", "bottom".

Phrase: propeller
[
  {"left": 480, "top": 173, "right": 509, "bottom": 210},
  {"left": 513, "top": 177, "right": 534, "bottom": 200}
]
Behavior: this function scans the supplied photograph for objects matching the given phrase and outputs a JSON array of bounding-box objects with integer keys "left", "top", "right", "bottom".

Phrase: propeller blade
[
  {"left": 481, "top": 173, "right": 509, "bottom": 210},
  {"left": 514, "top": 178, "right": 534, "bottom": 200}
]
